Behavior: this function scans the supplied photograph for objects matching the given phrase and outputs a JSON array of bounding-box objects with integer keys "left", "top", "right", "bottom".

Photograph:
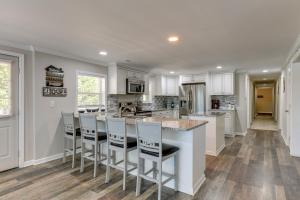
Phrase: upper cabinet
[
  {"left": 180, "top": 74, "right": 207, "bottom": 84},
  {"left": 210, "top": 72, "right": 235, "bottom": 95},
  {"left": 150, "top": 75, "right": 179, "bottom": 96},
  {"left": 108, "top": 63, "right": 146, "bottom": 94}
]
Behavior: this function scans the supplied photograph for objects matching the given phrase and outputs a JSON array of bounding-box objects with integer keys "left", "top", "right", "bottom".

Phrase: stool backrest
[
  {"left": 61, "top": 112, "right": 75, "bottom": 134},
  {"left": 106, "top": 117, "right": 126, "bottom": 146},
  {"left": 79, "top": 114, "right": 98, "bottom": 139},
  {"left": 136, "top": 120, "right": 162, "bottom": 157}
]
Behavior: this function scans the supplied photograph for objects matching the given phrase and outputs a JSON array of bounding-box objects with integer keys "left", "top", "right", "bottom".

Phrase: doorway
[
  {"left": 251, "top": 82, "right": 278, "bottom": 131},
  {"left": 0, "top": 54, "right": 20, "bottom": 172}
]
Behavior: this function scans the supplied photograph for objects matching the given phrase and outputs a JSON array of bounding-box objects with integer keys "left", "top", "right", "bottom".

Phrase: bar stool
[
  {"left": 135, "top": 120, "right": 179, "bottom": 200},
  {"left": 61, "top": 112, "right": 81, "bottom": 168},
  {"left": 79, "top": 113, "right": 107, "bottom": 177},
  {"left": 105, "top": 117, "right": 137, "bottom": 190}
]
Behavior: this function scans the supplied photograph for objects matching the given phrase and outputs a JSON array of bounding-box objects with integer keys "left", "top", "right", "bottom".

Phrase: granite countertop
[
  {"left": 188, "top": 111, "right": 226, "bottom": 117},
  {"left": 137, "top": 108, "right": 179, "bottom": 112},
  {"left": 209, "top": 108, "right": 236, "bottom": 112},
  {"left": 75, "top": 113, "right": 207, "bottom": 131}
]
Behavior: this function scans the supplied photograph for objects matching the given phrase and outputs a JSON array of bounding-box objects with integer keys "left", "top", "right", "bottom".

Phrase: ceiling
[{"left": 0, "top": 0, "right": 300, "bottom": 74}]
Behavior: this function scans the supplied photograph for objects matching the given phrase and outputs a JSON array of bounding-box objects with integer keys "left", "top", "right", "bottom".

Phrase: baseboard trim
[
  {"left": 23, "top": 160, "right": 35, "bottom": 167},
  {"left": 216, "top": 143, "right": 225, "bottom": 156},
  {"left": 193, "top": 174, "right": 206, "bottom": 195},
  {"left": 235, "top": 131, "right": 247, "bottom": 136},
  {"left": 34, "top": 153, "right": 64, "bottom": 165},
  {"left": 21, "top": 151, "right": 76, "bottom": 167}
]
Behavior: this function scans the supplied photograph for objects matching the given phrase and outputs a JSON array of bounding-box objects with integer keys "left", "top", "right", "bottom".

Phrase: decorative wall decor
[
  {"left": 42, "top": 65, "right": 67, "bottom": 97},
  {"left": 45, "top": 65, "right": 64, "bottom": 87},
  {"left": 43, "top": 87, "right": 67, "bottom": 97}
]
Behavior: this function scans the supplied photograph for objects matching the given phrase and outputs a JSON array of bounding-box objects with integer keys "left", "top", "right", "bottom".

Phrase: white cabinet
[
  {"left": 151, "top": 75, "right": 179, "bottom": 96},
  {"left": 181, "top": 75, "right": 193, "bottom": 83},
  {"left": 211, "top": 73, "right": 223, "bottom": 94},
  {"left": 223, "top": 73, "right": 234, "bottom": 95},
  {"left": 127, "top": 71, "right": 144, "bottom": 79},
  {"left": 224, "top": 111, "right": 235, "bottom": 136},
  {"left": 180, "top": 74, "right": 206, "bottom": 84},
  {"left": 108, "top": 63, "right": 145, "bottom": 94},
  {"left": 210, "top": 73, "right": 235, "bottom": 95}
]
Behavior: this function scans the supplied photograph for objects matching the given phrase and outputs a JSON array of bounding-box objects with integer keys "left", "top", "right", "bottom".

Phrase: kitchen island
[
  {"left": 76, "top": 114, "right": 208, "bottom": 195},
  {"left": 183, "top": 112, "right": 225, "bottom": 156}
]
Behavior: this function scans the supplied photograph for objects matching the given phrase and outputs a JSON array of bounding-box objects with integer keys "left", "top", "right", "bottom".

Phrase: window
[
  {"left": 76, "top": 72, "right": 106, "bottom": 110},
  {"left": 0, "top": 61, "right": 11, "bottom": 116}
]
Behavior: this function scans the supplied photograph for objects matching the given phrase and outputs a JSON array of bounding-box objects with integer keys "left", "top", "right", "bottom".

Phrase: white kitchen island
[
  {"left": 184, "top": 112, "right": 226, "bottom": 156},
  {"left": 77, "top": 114, "right": 208, "bottom": 195}
]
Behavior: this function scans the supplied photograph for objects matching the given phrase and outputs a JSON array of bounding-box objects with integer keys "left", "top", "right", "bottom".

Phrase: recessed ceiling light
[
  {"left": 216, "top": 66, "right": 223, "bottom": 69},
  {"left": 170, "top": 71, "right": 175, "bottom": 74},
  {"left": 262, "top": 70, "right": 268, "bottom": 73},
  {"left": 168, "top": 36, "right": 179, "bottom": 43},
  {"left": 99, "top": 51, "right": 107, "bottom": 56}
]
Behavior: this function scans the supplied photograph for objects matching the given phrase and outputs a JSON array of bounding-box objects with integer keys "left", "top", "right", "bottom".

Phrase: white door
[{"left": 0, "top": 54, "right": 19, "bottom": 172}]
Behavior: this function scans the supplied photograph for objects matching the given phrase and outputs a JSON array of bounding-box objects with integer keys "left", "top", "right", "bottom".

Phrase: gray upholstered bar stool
[
  {"left": 79, "top": 113, "right": 107, "bottom": 178},
  {"left": 105, "top": 117, "right": 137, "bottom": 190},
  {"left": 135, "top": 120, "right": 179, "bottom": 200},
  {"left": 61, "top": 112, "right": 81, "bottom": 168}
]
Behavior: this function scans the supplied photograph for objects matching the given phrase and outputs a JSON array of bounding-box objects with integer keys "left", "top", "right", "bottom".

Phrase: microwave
[{"left": 126, "top": 78, "right": 145, "bottom": 94}]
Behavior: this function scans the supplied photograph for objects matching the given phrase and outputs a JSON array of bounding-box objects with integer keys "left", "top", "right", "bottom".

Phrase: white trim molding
[
  {"left": 0, "top": 49, "right": 25, "bottom": 168},
  {"left": 235, "top": 131, "right": 247, "bottom": 136}
]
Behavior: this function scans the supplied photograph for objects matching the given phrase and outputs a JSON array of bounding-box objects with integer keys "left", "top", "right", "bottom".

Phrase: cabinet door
[
  {"left": 166, "top": 76, "right": 178, "bottom": 96},
  {"left": 193, "top": 74, "right": 206, "bottom": 83},
  {"left": 117, "top": 69, "right": 127, "bottom": 94},
  {"left": 181, "top": 75, "right": 193, "bottom": 83},
  {"left": 225, "top": 115, "right": 232, "bottom": 133},
  {"left": 223, "top": 73, "right": 234, "bottom": 95},
  {"left": 211, "top": 73, "right": 223, "bottom": 95},
  {"left": 161, "top": 75, "right": 167, "bottom": 95}
]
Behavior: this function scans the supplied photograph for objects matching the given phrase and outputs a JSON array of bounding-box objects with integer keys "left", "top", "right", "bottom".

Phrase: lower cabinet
[{"left": 224, "top": 111, "right": 235, "bottom": 137}]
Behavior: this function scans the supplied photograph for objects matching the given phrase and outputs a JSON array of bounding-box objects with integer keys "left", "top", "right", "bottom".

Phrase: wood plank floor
[{"left": 1, "top": 129, "right": 300, "bottom": 200}]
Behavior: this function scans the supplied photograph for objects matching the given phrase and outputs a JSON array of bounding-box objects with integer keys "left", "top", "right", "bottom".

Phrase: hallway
[{"left": 251, "top": 114, "right": 278, "bottom": 131}]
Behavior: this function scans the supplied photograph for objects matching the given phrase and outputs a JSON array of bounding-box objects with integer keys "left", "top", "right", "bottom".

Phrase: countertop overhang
[{"left": 75, "top": 113, "right": 207, "bottom": 131}]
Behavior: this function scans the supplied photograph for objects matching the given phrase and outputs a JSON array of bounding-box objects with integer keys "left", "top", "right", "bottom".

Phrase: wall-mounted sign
[
  {"left": 42, "top": 65, "right": 67, "bottom": 97},
  {"left": 43, "top": 87, "right": 67, "bottom": 97}
]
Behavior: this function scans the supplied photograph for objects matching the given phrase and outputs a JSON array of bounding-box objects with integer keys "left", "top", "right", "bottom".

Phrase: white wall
[
  {"left": 235, "top": 73, "right": 248, "bottom": 134},
  {"left": 290, "top": 62, "right": 300, "bottom": 156},
  {"left": 34, "top": 52, "right": 107, "bottom": 159}
]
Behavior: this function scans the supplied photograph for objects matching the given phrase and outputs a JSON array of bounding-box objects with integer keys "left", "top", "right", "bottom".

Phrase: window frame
[
  {"left": 76, "top": 70, "right": 107, "bottom": 111},
  {"left": 0, "top": 59, "right": 12, "bottom": 118}
]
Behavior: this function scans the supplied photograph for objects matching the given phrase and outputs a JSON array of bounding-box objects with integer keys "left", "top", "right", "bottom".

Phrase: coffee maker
[{"left": 211, "top": 99, "right": 220, "bottom": 109}]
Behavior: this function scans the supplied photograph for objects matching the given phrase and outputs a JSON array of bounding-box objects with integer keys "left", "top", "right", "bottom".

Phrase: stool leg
[
  {"left": 136, "top": 157, "right": 142, "bottom": 196},
  {"left": 80, "top": 141, "right": 85, "bottom": 173},
  {"left": 174, "top": 154, "right": 178, "bottom": 191},
  {"left": 72, "top": 138, "right": 76, "bottom": 168},
  {"left": 93, "top": 143, "right": 98, "bottom": 178},
  {"left": 62, "top": 136, "right": 66, "bottom": 163},
  {"left": 158, "top": 160, "right": 162, "bottom": 200},
  {"left": 123, "top": 150, "right": 127, "bottom": 190},
  {"left": 152, "top": 161, "right": 157, "bottom": 179},
  {"left": 105, "top": 147, "right": 111, "bottom": 183}
]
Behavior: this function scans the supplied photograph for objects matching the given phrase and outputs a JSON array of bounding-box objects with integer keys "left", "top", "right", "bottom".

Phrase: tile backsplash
[
  {"left": 107, "top": 94, "right": 179, "bottom": 113},
  {"left": 211, "top": 95, "right": 236, "bottom": 108}
]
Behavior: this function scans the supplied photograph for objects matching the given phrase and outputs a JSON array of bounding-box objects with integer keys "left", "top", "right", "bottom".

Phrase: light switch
[{"left": 50, "top": 100, "right": 55, "bottom": 108}]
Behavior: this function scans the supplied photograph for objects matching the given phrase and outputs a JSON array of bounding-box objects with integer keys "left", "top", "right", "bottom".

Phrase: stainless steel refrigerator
[{"left": 179, "top": 83, "right": 206, "bottom": 116}]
